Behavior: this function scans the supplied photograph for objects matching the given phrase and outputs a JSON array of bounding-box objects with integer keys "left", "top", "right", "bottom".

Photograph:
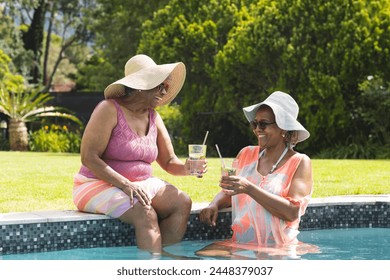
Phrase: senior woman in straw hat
[
  {"left": 197, "top": 91, "right": 316, "bottom": 259},
  {"left": 73, "top": 54, "right": 204, "bottom": 255}
]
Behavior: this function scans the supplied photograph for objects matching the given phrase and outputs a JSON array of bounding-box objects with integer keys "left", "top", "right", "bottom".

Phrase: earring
[{"left": 282, "top": 134, "right": 285, "bottom": 138}]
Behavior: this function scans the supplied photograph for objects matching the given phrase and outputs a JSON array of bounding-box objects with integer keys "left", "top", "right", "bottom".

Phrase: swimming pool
[
  {"left": 1, "top": 228, "right": 388, "bottom": 260},
  {"left": 1, "top": 196, "right": 389, "bottom": 259}
]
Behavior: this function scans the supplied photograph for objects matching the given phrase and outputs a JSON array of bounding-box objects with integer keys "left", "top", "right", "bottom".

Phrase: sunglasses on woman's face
[
  {"left": 250, "top": 120, "right": 276, "bottom": 130},
  {"left": 157, "top": 83, "right": 169, "bottom": 93}
]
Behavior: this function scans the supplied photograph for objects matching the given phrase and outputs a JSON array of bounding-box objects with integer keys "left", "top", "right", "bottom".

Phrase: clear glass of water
[{"left": 188, "top": 144, "right": 207, "bottom": 178}]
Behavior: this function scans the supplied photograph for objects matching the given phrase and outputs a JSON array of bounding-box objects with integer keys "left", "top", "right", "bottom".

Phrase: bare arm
[
  {"left": 221, "top": 154, "right": 313, "bottom": 222},
  {"left": 80, "top": 100, "right": 150, "bottom": 205},
  {"left": 199, "top": 191, "right": 232, "bottom": 227},
  {"left": 209, "top": 191, "right": 232, "bottom": 209}
]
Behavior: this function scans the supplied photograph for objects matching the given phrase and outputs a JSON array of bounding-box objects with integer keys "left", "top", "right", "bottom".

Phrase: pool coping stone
[{"left": 1, "top": 194, "right": 389, "bottom": 225}]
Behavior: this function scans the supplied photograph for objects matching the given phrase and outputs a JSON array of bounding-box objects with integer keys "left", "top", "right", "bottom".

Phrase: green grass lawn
[{"left": 0, "top": 151, "right": 389, "bottom": 213}]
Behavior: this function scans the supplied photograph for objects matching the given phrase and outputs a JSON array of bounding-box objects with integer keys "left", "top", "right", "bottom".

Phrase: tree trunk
[
  {"left": 43, "top": 1, "right": 56, "bottom": 87},
  {"left": 9, "top": 119, "right": 28, "bottom": 151},
  {"left": 22, "top": 0, "right": 46, "bottom": 84}
]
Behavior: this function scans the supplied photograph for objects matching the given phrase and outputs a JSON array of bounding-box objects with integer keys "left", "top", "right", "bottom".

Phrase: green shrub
[
  {"left": 156, "top": 103, "right": 186, "bottom": 156},
  {"left": 314, "top": 142, "right": 390, "bottom": 159},
  {"left": 29, "top": 124, "right": 81, "bottom": 153}
]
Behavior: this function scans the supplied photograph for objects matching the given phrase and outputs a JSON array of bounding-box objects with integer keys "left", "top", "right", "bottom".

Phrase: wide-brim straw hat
[
  {"left": 104, "top": 54, "right": 186, "bottom": 106},
  {"left": 242, "top": 91, "right": 310, "bottom": 143}
]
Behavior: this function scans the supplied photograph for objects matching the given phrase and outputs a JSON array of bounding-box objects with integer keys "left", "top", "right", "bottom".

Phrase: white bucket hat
[
  {"left": 243, "top": 91, "right": 310, "bottom": 143},
  {"left": 104, "top": 54, "right": 186, "bottom": 106}
]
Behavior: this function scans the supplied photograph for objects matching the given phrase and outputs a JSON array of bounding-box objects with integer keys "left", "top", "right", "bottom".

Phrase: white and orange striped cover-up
[{"left": 215, "top": 146, "right": 318, "bottom": 258}]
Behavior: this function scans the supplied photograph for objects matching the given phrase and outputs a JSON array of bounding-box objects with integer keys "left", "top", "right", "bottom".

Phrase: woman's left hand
[{"left": 219, "top": 175, "right": 252, "bottom": 195}]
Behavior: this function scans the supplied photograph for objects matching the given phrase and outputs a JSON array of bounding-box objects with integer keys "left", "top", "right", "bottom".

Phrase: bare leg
[
  {"left": 118, "top": 203, "right": 162, "bottom": 253},
  {"left": 195, "top": 243, "right": 233, "bottom": 258},
  {"left": 152, "top": 184, "right": 192, "bottom": 246},
  {"left": 196, "top": 243, "right": 255, "bottom": 259}
]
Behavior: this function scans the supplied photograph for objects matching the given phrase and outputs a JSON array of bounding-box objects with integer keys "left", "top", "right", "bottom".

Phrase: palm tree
[{"left": 0, "top": 84, "right": 82, "bottom": 151}]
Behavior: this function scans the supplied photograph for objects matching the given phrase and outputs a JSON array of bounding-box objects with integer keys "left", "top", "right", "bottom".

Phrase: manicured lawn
[{"left": 0, "top": 151, "right": 389, "bottom": 213}]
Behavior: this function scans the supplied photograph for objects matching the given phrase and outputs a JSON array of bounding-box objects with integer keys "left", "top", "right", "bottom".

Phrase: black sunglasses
[
  {"left": 250, "top": 120, "right": 276, "bottom": 130},
  {"left": 157, "top": 83, "right": 169, "bottom": 92}
]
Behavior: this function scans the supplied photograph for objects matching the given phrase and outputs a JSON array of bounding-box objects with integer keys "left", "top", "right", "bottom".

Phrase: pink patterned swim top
[
  {"left": 231, "top": 146, "right": 311, "bottom": 246},
  {"left": 78, "top": 100, "right": 158, "bottom": 182}
]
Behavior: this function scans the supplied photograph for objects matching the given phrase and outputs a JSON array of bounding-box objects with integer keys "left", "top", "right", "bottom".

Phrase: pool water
[
  {"left": 298, "top": 227, "right": 389, "bottom": 260},
  {"left": 1, "top": 228, "right": 389, "bottom": 260}
]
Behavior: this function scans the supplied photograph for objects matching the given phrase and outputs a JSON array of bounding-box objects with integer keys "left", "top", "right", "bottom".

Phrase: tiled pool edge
[{"left": 1, "top": 195, "right": 389, "bottom": 255}]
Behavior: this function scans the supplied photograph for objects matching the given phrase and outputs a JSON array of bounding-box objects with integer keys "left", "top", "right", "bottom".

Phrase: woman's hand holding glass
[
  {"left": 188, "top": 144, "right": 208, "bottom": 178},
  {"left": 220, "top": 174, "right": 252, "bottom": 196},
  {"left": 219, "top": 158, "right": 240, "bottom": 195}
]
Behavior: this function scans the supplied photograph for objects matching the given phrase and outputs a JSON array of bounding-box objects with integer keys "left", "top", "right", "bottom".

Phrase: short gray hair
[{"left": 285, "top": 131, "right": 299, "bottom": 148}]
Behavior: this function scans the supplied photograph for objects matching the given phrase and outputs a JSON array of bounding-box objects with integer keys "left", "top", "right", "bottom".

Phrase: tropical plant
[
  {"left": 0, "top": 49, "right": 82, "bottom": 151},
  {"left": 0, "top": 85, "right": 83, "bottom": 151}
]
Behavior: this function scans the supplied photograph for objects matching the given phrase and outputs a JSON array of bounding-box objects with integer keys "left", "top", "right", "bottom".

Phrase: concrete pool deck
[{"left": 1, "top": 195, "right": 389, "bottom": 255}]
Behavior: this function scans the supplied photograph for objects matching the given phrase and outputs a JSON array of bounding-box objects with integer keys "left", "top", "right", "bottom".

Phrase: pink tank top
[{"left": 78, "top": 100, "right": 158, "bottom": 181}]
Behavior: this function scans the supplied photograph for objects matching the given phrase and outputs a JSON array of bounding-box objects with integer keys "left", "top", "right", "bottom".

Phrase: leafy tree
[
  {"left": 0, "top": 49, "right": 25, "bottom": 94},
  {"left": 213, "top": 0, "right": 390, "bottom": 155},
  {"left": 137, "top": 0, "right": 390, "bottom": 157},
  {"left": 43, "top": 0, "right": 94, "bottom": 91},
  {"left": 47, "top": 33, "right": 89, "bottom": 88},
  {"left": 0, "top": 4, "right": 34, "bottom": 77},
  {"left": 156, "top": 103, "right": 186, "bottom": 155},
  {"left": 0, "top": 50, "right": 82, "bottom": 151},
  {"left": 316, "top": 75, "right": 390, "bottom": 159},
  {"left": 356, "top": 76, "right": 390, "bottom": 148},
  {"left": 21, "top": 0, "right": 45, "bottom": 84},
  {"left": 75, "top": 0, "right": 169, "bottom": 91},
  {"left": 138, "top": 0, "right": 251, "bottom": 155},
  {"left": 2, "top": 0, "right": 94, "bottom": 90}
]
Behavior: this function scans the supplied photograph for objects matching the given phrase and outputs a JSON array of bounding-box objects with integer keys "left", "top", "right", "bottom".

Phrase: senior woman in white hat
[
  {"left": 198, "top": 91, "right": 315, "bottom": 258},
  {"left": 73, "top": 54, "right": 204, "bottom": 255}
]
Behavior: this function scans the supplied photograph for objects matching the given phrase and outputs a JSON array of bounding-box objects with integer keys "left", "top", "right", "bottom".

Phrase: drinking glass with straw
[
  {"left": 188, "top": 131, "right": 209, "bottom": 178},
  {"left": 215, "top": 144, "right": 237, "bottom": 176}
]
